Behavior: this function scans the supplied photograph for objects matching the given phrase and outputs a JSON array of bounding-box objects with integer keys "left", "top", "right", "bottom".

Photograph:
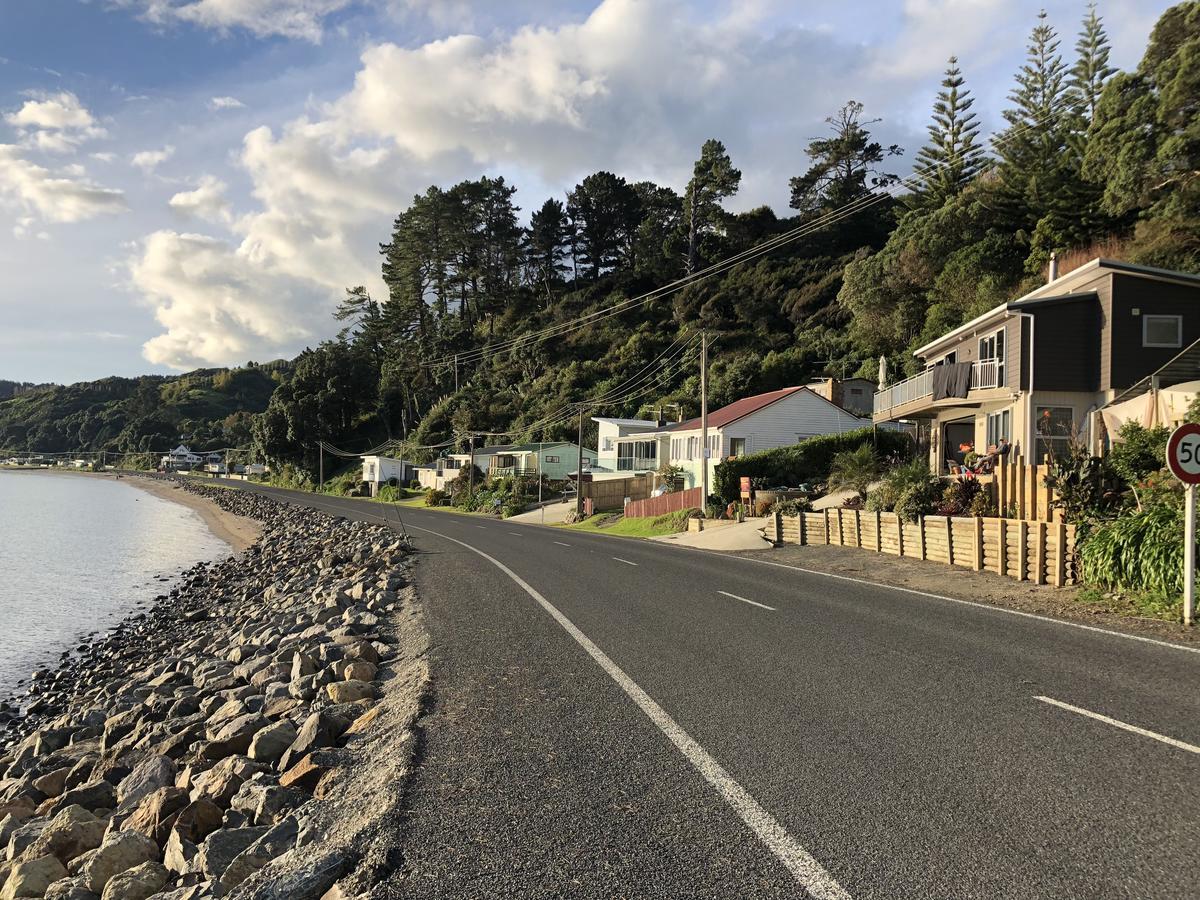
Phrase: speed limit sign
[
  {"left": 1167, "top": 423, "right": 1200, "bottom": 484},
  {"left": 1167, "top": 423, "right": 1200, "bottom": 625}
]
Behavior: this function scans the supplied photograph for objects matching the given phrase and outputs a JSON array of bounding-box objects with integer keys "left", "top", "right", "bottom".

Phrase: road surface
[{"left": 219, "top": 482, "right": 1200, "bottom": 899}]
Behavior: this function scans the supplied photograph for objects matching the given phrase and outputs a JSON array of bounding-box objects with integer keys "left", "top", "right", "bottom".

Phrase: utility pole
[
  {"left": 318, "top": 443, "right": 324, "bottom": 491},
  {"left": 576, "top": 408, "right": 585, "bottom": 518},
  {"left": 700, "top": 331, "right": 709, "bottom": 514},
  {"left": 468, "top": 435, "right": 476, "bottom": 495},
  {"left": 454, "top": 355, "right": 459, "bottom": 393}
]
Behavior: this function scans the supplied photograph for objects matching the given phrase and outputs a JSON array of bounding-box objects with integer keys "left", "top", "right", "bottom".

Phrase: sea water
[{"left": 0, "top": 471, "right": 229, "bottom": 695}]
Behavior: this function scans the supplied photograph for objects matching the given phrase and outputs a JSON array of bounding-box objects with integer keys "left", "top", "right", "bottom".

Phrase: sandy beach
[{"left": 125, "top": 475, "right": 262, "bottom": 553}]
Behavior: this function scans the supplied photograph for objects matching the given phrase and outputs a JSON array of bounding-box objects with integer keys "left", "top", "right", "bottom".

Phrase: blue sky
[{"left": 0, "top": 0, "right": 1172, "bottom": 383}]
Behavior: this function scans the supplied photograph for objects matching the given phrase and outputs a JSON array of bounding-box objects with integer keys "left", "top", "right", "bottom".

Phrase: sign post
[{"left": 1165, "top": 423, "right": 1200, "bottom": 625}]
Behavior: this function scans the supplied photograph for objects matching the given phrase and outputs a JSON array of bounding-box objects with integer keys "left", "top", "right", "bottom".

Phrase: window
[
  {"left": 602, "top": 437, "right": 613, "bottom": 451},
  {"left": 1143, "top": 315, "right": 1182, "bottom": 348},
  {"left": 545, "top": 455, "right": 559, "bottom": 464},
  {"left": 978, "top": 328, "right": 1005, "bottom": 388},
  {"left": 729, "top": 437, "right": 747, "bottom": 457},
  {"left": 849, "top": 388, "right": 863, "bottom": 396},
  {"left": 1035, "top": 406, "right": 1073, "bottom": 461},
  {"left": 986, "top": 409, "right": 1011, "bottom": 449}
]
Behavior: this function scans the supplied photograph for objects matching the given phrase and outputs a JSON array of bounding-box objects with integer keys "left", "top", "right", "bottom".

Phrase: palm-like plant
[{"left": 826, "top": 444, "right": 881, "bottom": 501}]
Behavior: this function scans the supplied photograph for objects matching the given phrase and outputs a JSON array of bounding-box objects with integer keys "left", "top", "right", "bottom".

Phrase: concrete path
[{"left": 652, "top": 517, "right": 773, "bottom": 551}]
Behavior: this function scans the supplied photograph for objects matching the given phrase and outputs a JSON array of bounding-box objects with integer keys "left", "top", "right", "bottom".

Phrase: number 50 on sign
[{"left": 1166, "top": 423, "right": 1200, "bottom": 625}]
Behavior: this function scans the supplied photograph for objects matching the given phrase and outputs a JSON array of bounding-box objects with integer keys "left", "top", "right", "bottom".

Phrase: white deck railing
[{"left": 874, "top": 360, "right": 1003, "bottom": 416}]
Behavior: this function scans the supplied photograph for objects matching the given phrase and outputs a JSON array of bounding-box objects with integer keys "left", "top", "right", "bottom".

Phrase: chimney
[{"left": 1048, "top": 251, "right": 1058, "bottom": 284}]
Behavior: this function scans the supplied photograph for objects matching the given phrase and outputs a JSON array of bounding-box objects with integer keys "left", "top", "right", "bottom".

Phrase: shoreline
[
  {"left": 125, "top": 475, "right": 262, "bottom": 554},
  {"left": 2, "top": 467, "right": 262, "bottom": 554}
]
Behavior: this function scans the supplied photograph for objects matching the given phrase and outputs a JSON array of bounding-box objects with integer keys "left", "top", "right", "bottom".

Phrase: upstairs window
[{"left": 1143, "top": 315, "right": 1182, "bottom": 348}]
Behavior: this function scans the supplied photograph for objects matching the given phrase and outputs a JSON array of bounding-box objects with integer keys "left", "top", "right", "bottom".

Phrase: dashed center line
[
  {"left": 613, "top": 557, "right": 638, "bottom": 566},
  {"left": 717, "top": 590, "right": 775, "bottom": 611},
  {"left": 553, "top": 541, "right": 571, "bottom": 547},
  {"left": 508, "top": 531, "right": 523, "bottom": 536},
  {"left": 1035, "top": 696, "right": 1200, "bottom": 755},
  {"left": 475, "top": 525, "right": 488, "bottom": 529}
]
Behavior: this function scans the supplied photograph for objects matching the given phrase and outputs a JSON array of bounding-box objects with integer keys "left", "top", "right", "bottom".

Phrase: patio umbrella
[{"left": 878, "top": 355, "right": 888, "bottom": 389}]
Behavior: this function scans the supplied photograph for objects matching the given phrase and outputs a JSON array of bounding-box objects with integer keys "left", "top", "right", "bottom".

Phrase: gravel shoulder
[{"left": 735, "top": 542, "right": 1200, "bottom": 646}]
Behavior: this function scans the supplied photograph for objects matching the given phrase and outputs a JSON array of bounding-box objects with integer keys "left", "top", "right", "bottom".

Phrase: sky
[{"left": 0, "top": 0, "right": 1173, "bottom": 384}]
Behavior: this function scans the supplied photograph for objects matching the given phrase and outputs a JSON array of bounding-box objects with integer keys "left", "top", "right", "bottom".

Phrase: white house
[
  {"left": 591, "top": 417, "right": 659, "bottom": 477},
  {"left": 416, "top": 456, "right": 464, "bottom": 491},
  {"left": 361, "top": 455, "right": 417, "bottom": 495},
  {"left": 160, "top": 445, "right": 202, "bottom": 471},
  {"left": 617, "top": 386, "right": 867, "bottom": 490}
]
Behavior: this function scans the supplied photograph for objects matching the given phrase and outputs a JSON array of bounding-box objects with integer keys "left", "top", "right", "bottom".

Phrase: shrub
[
  {"left": 1079, "top": 503, "right": 1187, "bottom": 598},
  {"left": 712, "top": 427, "right": 913, "bottom": 502},
  {"left": 502, "top": 493, "right": 530, "bottom": 518},
  {"left": 424, "top": 488, "right": 447, "bottom": 507},
  {"left": 866, "top": 459, "right": 936, "bottom": 512},
  {"left": 894, "top": 480, "right": 943, "bottom": 522},
  {"left": 936, "top": 477, "right": 983, "bottom": 516},
  {"left": 1043, "top": 443, "right": 1121, "bottom": 524},
  {"left": 969, "top": 490, "right": 997, "bottom": 517},
  {"left": 1109, "top": 422, "right": 1170, "bottom": 508},
  {"left": 770, "top": 497, "right": 813, "bottom": 516}
]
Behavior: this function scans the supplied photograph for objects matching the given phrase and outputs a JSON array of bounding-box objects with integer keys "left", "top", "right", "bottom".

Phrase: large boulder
[
  {"left": 324, "top": 680, "right": 374, "bottom": 705},
  {"left": 168, "top": 800, "right": 223, "bottom": 845},
  {"left": 99, "top": 860, "right": 167, "bottom": 900},
  {"left": 43, "top": 876, "right": 100, "bottom": 899},
  {"left": 115, "top": 756, "right": 176, "bottom": 809},
  {"left": 196, "top": 826, "right": 267, "bottom": 881},
  {"left": 51, "top": 781, "right": 114, "bottom": 817},
  {"left": 0, "top": 854, "right": 68, "bottom": 899},
  {"left": 82, "top": 831, "right": 158, "bottom": 894},
  {"left": 21, "top": 805, "right": 105, "bottom": 864},
  {"left": 121, "top": 787, "right": 188, "bottom": 846},
  {"left": 188, "top": 756, "right": 260, "bottom": 808},
  {"left": 246, "top": 722, "right": 296, "bottom": 765},
  {"left": 218, "top": 816, "right": 297, "bottom": 891}
]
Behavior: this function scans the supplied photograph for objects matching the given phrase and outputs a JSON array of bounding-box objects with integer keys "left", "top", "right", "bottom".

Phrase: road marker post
[{"left": 1165, "top": 423, "right": 1200, "bottom": 625}]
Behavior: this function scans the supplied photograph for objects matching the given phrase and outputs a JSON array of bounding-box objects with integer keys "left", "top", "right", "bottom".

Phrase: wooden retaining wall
[{"left": 774, "top": 509, "right": 1076, "bottom": 586}]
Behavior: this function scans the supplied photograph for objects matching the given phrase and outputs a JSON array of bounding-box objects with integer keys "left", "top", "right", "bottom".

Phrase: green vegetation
[
  {"left": 562, "top": 508, "right": 697, "bottom": 538},
  {"left": 713, "top": 427, "right": 913, "bottom": 502},
  {"left": 0, "top": 364, "right": 286, "bottom": 457}
]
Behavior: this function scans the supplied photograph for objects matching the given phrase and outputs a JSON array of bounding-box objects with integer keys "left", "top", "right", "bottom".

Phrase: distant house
[
  {"left": 872, "top": 257, "right": 1200, "bottom": 473},
  {"left": 416, "top": 456, "right": 463, "bottom": 492},
  {"left": 806, "top": 377, "right": 876, "bottom": 417},
  {"left": 415, "top": 443, "right": 596, "bottom": 490},
  {"left": 361, "top": 455, "right": 418, "bottom": 495},
  {"left": 619, "top": 386, "right": 867, "bottom": 490},
  {"left": 160, "top": 445, "right": 202, "bottom": 471}
]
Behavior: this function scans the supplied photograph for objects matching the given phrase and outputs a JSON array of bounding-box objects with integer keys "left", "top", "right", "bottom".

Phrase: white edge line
[
  {"left": 404, "top": 520, "right": 850, "bottom": 900},
  {"left": 1035, "top": 696, "right": 1200, "bottom": 755},
  {"left": 717, "top": 590, "right": 776, "bottom": 611},
  {"left": 613, "top": 557, "right": 638, "bottom": 566},
  {"left": 712, "top": 553, "right": 1200, "bottom": 656},
  {"left": 553, "top": 541, "right": 571, "bottom": 547}
]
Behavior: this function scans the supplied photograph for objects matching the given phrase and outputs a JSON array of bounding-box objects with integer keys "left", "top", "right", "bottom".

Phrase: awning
[{"left": 1100, "top": 334, "right": 1200, "bottom": 440}]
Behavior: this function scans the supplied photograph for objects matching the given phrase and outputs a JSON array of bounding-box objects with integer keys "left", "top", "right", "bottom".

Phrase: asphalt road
[{"left": 218, "top": 482, "right": 1200, "bottom": 899}]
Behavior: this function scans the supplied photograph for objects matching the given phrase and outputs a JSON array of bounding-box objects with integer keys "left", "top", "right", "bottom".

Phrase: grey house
[{"left": 873, "top": 258, "right": 1200, "bottom": 472}]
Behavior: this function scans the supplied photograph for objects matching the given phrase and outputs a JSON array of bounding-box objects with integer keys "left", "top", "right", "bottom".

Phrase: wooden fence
[
  {"left": 581, "top": 476, "right": 652, "bottom": 510},
  {"left": 625, "top": 486, "right": 703, "bottom": 519},
  {"left": 980, "top": 455, "right": 1059, "bottom": 522},
  {"left": 773, "top": 508, "right": 1076, "bottom": 586}
]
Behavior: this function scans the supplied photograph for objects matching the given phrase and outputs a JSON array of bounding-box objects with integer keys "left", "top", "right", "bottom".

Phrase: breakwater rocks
[{"left": 0, "top": 482, "right": 430, "bottom": 899}]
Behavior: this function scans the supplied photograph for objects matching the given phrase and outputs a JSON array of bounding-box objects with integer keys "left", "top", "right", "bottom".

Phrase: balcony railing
[
  {"left": 616, "top": 456, "right": 658, "bottom": 471},
  {"left": 874, "top": 359, "right": 1004, "bottom": 416}
]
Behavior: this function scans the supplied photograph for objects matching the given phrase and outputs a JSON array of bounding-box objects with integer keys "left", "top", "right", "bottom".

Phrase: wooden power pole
[{"left": 576, "top": 408, "right": 585, "bottom": 518}]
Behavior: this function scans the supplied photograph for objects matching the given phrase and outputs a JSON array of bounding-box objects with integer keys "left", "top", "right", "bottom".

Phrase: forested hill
[
  {"left": 0, "top": 363, "right": 288, "bottom": 457},
  {"left": 6, "top": 4, "right": 1199, "bottom": 478}
]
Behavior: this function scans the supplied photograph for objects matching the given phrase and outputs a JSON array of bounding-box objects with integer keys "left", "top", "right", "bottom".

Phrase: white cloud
[
  {"left": 209, "top": 95, "right": 246, "bottom": 110},
  {"left": 131, "top": 230, "right": 328, "bottom": 368},
  {"left": 6, "top": 92, "right": 96, "bottom": 131},
  {"left": 169, "top": 174, "right": 232, "bottom": 223},
  {"left": 91, "top": 152, "right": 117, "bottom": 163},
  {"left": 4, "top": 91, "right": 108, "bottom": 154},
  {"left": 0, "top": 144, "right": 127, "bottom": 223},
  {"left": 129, "top": 0, "right": 356, "bottom": 41},
  {"left": 131, "top": 144, "right": 175, "bottom": 172}
]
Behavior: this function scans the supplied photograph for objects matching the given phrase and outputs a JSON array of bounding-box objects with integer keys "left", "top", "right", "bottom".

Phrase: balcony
[
  {"left": 616, "top": 456, "right": 658, "bottom": 472},
  {"left": 874, "top": 359, "right": 1005, "bottom": 418}
]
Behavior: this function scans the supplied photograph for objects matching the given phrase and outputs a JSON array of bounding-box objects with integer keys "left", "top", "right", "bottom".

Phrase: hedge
[{"left": 712, "top": 427, "right": 915, "bottom": 502}]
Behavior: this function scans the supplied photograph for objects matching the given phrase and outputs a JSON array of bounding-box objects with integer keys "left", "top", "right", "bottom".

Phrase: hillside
[{"left": 0, "top": 363, "right": 288, "bottom": 458}]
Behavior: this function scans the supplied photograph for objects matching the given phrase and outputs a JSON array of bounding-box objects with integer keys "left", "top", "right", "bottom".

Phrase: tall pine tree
[
  {"left": 1067, "top": 3, "right": 1116, "bottom": 125},
  {"left": 912, "top": 57, "right": 982, "bottom": 209},
  {"left": 681, "top": 139, "right": 741, "bottom": 274}
]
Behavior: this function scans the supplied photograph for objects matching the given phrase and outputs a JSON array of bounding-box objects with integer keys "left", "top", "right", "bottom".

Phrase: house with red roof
[{"left": 615, "top": 386, "right": 867, "bottom": 491}]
